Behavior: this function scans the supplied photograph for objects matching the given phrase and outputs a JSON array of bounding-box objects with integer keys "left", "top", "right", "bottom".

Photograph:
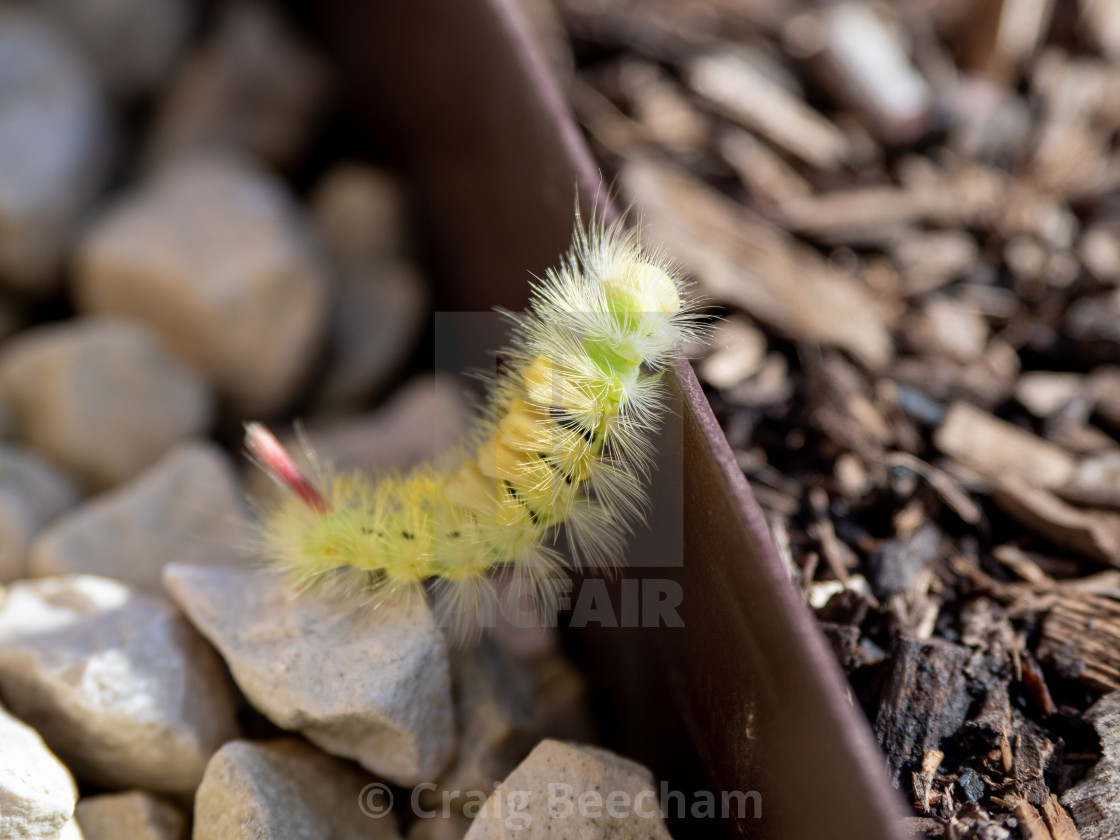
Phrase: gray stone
[
  {"left": 435, "top": 640, "right": 539, "bottom": 805},
  {"left": 421, "top": 640, "right": 593, "bottom": 817},
  {"left": 0, "top": 574, "right": 238, "bottom": 795},
  {"left": 462, "top": 740, "right": 674, "bottom": 839},
  {"left": 310, "top": 163, "right": 411, "bottom": 268},
  {"left": 0, "top": 443, "right": 80, "bottom": 581},
  {"left": 163, "top": 563, "right": 455, "bottom": 787},
  {"left": 76, "top": 790, "right": 186, "bottom": 840},
  {"left": 316, "top": 261, "right": 428, "bottom": 411},
  {"left": 0, "top": 702, "right": 79, "bottom": 840},
  {"left": 308, "top": 164, "right": 427, "bottom": 410},
  {"left": 144, "top": 1, "right": 329, "bottom": 168},
  {"left": 243, "top": 372, "right": 470, "bottom": 502},
  {"left": 407, "top": 812, "right": 471, "bottom": 840},
  {"left": 195, "top": 739, "right": 401, "bottom": 840},
  {"left": 75, "top": 154, "right": 330, "bottom": 415},
  {"left": 0, "top": 9, "right": 112, "bottom": 293},
  {"left": 29, "top": 440, "right": 253, "bottom": 592},
  {"left": 35, "top": 0, "right": 193, "bottom": 98},
  {"left": 0, "top": 317, "right": 214, "bottom": 489}
]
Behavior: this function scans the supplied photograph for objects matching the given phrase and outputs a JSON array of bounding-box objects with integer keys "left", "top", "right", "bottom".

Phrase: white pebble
[
  {"left": 0, "top": 574, "right": 238, "bottom": 795},
  {"left": 0, "top": 702, "right": 79, "bottom": 840}
]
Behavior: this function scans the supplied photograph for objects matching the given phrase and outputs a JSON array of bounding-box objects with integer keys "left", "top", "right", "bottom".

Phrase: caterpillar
[{"left": 246, "top": 211, "right": 702, "bottom": 625}]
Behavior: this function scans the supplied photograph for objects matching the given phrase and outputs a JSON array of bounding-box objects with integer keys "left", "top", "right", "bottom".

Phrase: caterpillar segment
[{"left": 247, "top": 214, "right": 701, "bottom": 621}]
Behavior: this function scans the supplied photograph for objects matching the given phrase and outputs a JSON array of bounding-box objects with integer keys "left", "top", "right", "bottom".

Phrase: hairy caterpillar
[{"left": 246, "top": 212, "right": 702, "bottom": 624}]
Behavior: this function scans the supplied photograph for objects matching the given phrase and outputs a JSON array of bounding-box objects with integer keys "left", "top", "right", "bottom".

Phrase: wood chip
[
  {"left": 619, "top": 61, "right": 709, "bottom": 156},
  {"left": 784, "top": 4, "right": 933, "bottom": 145},
  {"left": 991, "top": 478, "right": 1120, "bottom": 566},
  {"left": 1016, "top": 800, "right": 1052, "bottom": 840},
  {"left": 697, "top": 315, "right": 767, "bottom": 389},
  {"left": 623, "top": 156, "right": 893, "bottom": 368},
  {"left": 911, "top": 748, "right": 944, "bottom": 813},
  {"left": 1016, "top": 372, "right": 1085, "bottom": 418},
  {"left": 1041, "top": 793, "right": 1083, "bottom": 840},
  {"left": 890, "top": 230, "right": 979, "bottom": 297},
  {"left": 934, "top": 401, "right": 1077, "bottom": 488},
  {"left": 887, "top": 453, "right": 984, "bottom": 525},
  {"left": 1082, "top": 0, "right": 1120, "bottom": 59},
  {"left": 1059, "top": 452, "right": 1120, "bottom": 511},
  {"left": 718, "top": 128, "right": 811, "bottom": 210},
  {"left": 686, "top": 47, "right": 849, "bottom": 169},
  {"left": 873, "top": 637, "right": 971, "bottom": 786},
  {"left": 779, "top": 164, "right": 1006, "bottom": 242},
  {"left": 906, "top": 296, "right": 990, "bottom": 364},
  {"left": 1061, "top": 690, "right": 1120, "bottom": 840},
  {"left": 1040, "top": 596, "right": 1120, "bottom": 691}
]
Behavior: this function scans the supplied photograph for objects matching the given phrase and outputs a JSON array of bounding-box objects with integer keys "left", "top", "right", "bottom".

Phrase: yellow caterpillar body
[{"left": 248, "top": 213, "right": 700, "bottom": 620}]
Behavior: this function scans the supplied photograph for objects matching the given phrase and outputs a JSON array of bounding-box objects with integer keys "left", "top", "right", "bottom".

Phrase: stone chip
[
  {"left": 462, "top": 740, "right": 674, "bottom": 839},
  {"left": 164, "top": 563, "right": 455, "bottom": 786},
  {"left": 75, "top": 790, "right": 186, "bottom": 840},
  {"left": 75, "top": 154, "right": 330, "bottom": 415},
  {"left": 29, "top": 440, "right": 253, "bottom": 592},
  {"left": 194, "top": 739, "right": 401, "bottom": 840},
  {"left": 0, "top": 443, "right": 80, "bottom": 582}
]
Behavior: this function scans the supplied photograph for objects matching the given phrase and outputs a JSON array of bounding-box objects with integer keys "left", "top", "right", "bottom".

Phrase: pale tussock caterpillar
[{"left": 246, "top": 210, "right": 704, "bottom": 627}]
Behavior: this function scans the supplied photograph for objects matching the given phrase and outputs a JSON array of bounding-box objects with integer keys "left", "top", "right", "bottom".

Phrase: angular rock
[
  {"left": 29, "top": 440, "right": 253, "bottom": 592},
  {"left": 0, "top": 443, "right": 80, "bottom": 582},
  {"left": 144, "top": 1, "right": 329, "bottom": 168},
  {"left": 0, "top": 9, "right": 112, "bottom": 293},
  {"left": 164, "top": 563, "right": 455, "bottom": 786},
  {"left": 75, "top": 154, "right": 330, "bottom": 414},
  {"left": 0, "top": 317, "right": 213, "bottom": 490},
  {"left": 0, "top": 575, "right": 238, "bottom": 794},
  {"left": 75, "top": 790, "right": 186, "bottom": 840},
  {"left": 195, "top": 739, "right": 401, "bottom": 840},
  {"left": 0, "top": 702, "right": 79, "bottom": 840},
  {"left": 462, "top": 740, "right": 674, "bottom": 839},
  {"left": 37, "top": 0, "right": 193, "bottom": 98}
]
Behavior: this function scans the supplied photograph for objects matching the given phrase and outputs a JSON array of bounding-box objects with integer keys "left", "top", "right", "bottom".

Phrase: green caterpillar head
[{"left": 603, "top": 261, "right": 680, "bottom": 318}]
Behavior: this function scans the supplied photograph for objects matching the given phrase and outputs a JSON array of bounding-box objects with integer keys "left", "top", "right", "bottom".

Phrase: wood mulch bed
[{"left": 534, "top": 0, "right": 1120, "bottom": 836}]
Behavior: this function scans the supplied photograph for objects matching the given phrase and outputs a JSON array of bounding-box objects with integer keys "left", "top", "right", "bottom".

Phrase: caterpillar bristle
[{"left": 247, "top": 210, "right": 704, "bottom": 627}]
